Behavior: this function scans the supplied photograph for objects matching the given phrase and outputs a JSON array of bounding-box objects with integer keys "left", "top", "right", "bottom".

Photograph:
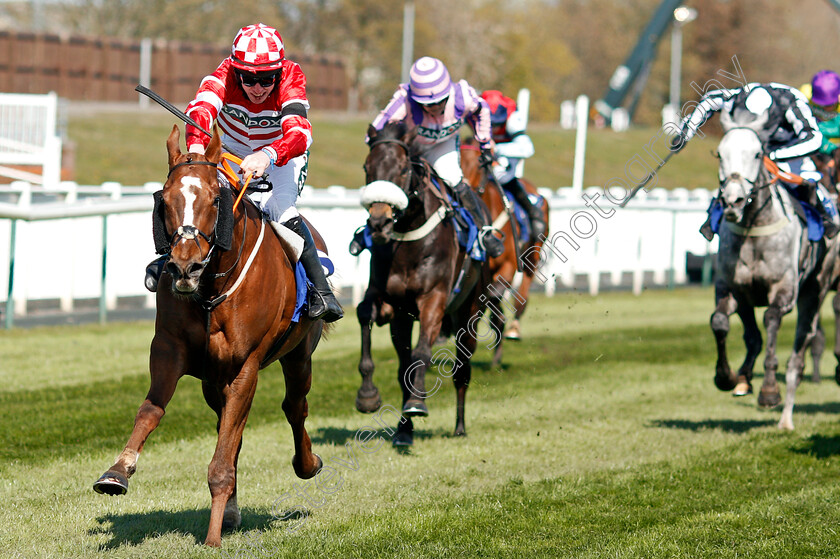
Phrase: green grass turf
[
  {"left": 68, "top": 109, "right": 719, "bottom": 191},
  {"left": 2, "top": 287, "right": 840, "bottom": 557}
]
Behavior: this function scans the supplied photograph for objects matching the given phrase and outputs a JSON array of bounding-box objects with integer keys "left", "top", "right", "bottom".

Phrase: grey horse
[{"left": 710, "top": 114, "right": 839, "bottom": 430}]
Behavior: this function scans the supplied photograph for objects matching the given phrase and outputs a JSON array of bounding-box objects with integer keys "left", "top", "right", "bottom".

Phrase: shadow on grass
[
  {"left": 90, "top": 506, "right": 299, "bottom": 548},
  {"left": 649, "top": 418, "right": 775, "bottom": 433},
  {"left": 310, "top": 426, "right": 359, "bottom": 445},
  {"left": 786, "top": 401, "right": 840, "bottom": 415},
  {"left": 791, "top": 434, "right": 840, "bottom": 459}
]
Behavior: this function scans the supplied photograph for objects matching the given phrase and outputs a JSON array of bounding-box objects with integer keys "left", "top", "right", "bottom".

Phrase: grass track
[
  {"left": 68, "top": 108, "right": 719, "bottom": 191},
  {"left": 3, "top": 287, "right": 840, "bottom": 558}
]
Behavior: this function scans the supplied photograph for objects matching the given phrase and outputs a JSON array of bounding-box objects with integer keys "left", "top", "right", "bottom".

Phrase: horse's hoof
[
  {"left": 453, "top": 427, "right": 466, "bottom": 437},
  {"left": 292, "top": 453, "right": 323, "bottom": 479},
  {"left": 222, "top": 506, "right": 241, "bottom": 531},
  {"left": 714, "top": 372, "right": 738, "bottom": 391},
  {"left": 402, "top": 400, "right": 428, "bottom": 417},
  {"left": 504, "top": 321, "right": 522, "bottom": 341},
  {"left": 758, "top": 390, "right": 781, "bottom": 408},
  {"left": 93, "top": 470, "right": 128, "bottom": 495},
  {"left": 732, "top": 382, "right": 753, "bottom": 397},
  {"left": 355, "top": 390, "right": 382, "bottom": 414},
  {"left": 392, "top": 432, "right": 413, "bottom": 446}
]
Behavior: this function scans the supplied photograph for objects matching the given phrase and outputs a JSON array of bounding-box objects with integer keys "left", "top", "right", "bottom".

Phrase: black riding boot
[
  {"left": 284, "top": 216, "right": 344, "bottom": 322},
  {"left": 797, "top": 180, "right": 839, "bottom": 239},
  {"left": 144, "top": 255, "right": 168, "bottom": 293},
  {"left": 503, "top": 178, "right": 546, "bottom": 241},
  {"left": 454, "top": 180, "right": 505, "bottom": 258}
]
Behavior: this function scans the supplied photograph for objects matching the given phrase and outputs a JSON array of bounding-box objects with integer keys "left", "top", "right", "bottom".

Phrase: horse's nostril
[
  {"left": 164, "top": 262, "right": 180, "bottom": 277},
  {"left": 187, "top": 262, "right": 205, "bottom": 276}
]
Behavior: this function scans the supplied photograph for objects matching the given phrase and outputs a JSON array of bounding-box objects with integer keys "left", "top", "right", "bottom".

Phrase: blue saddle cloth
[
  {"left": 504, "top": 190, "right": 546, "bottom": 242},
  {"left": 707, "top": 195, "right": 833, "bottom": 242},
  {"left": 291, "top": 251, "right": 335, "bottom": 323}
]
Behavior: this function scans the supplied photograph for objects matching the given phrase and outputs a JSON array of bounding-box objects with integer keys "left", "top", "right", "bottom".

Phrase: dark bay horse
[
  {"left": 711, "top": 121, "right": 838, "bottom": 430},
  {"left": 93, "top": 126, "right": 326, "bottom": 546},
  {"left": 808, "top": 147, "right": 840, "bottom": 383},
  {"left": 354, "top": 121, "right": 491, "bottom": 446},
  {"left": 460, "top": 137, "right": 548, "bottom": 366}
]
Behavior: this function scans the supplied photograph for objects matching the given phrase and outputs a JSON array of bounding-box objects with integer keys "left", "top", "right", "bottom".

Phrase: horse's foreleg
[
  {"left": 402, "top": 291, "right": 448, "bottom": 418},
  {"left": 202, "top": 382, "right": 241, "bottom": 532},
  {"left": 810, "top": 321, "right": 825, "bottom": 384},
  {"left": 280, "top": 343, "right": 322, "bottom": 480},
  {"left": 93, "top": 340, "right": 183, "bottom": 496},
  {"left": 391, "top": 314, "right": 416, "bottom": 446},
  {"left": 356, "top": 295, "right": 382, "bottom": 413},
  {"left": 711, "top": 285, "right": 739, "bottom": 391},
  {"left": 780, "top": 284, "right": 826, "bottom": 429},
  {"left": 734, "top": 300, "right": 762, "bottom": 396},
  {"left": 488, "top": 297, "right": 506, "bottom": 368},
  {"left": 205, "top": 360, "right": 260, "bottom": 547},
  {"left": 452, "top": 316, "right": 479, "bottom": 437},
  {"left": 833, "top": 291, "right": 840, "bottom": 386},
  {"left": 757, "top": 304, "right": 786, "bottom": 408}
]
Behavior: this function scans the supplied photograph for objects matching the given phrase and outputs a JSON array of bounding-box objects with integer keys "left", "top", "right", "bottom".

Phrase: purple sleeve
[
  {"left": 462, "top": 82, "right": 492, "bottom": 147},
  {"left": 371, "top": 85, "right": 410, "bottom": 131}
]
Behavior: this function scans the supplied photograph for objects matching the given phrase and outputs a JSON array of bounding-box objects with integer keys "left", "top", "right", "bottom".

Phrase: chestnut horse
[
  {"left": 354, "top": 122, "right": 491, "bottom": 446},
  {"left": 93, "top": 126, "right": 325, "bottom": 546},
  {"left": 460, "top": 137, "right": 548, "bottom": 366}
]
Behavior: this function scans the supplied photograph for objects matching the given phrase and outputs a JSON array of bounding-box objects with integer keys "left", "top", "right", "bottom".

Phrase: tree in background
[{"left": 15, "top": 0, "right": 840, "bottom": 125}]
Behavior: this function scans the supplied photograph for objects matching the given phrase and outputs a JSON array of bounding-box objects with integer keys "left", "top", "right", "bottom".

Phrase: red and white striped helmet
[{"left": 229, "top": 23, "right": 284, "bottom": 73}]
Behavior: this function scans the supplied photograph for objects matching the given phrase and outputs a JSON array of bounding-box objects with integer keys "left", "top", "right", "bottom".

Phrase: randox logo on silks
[
  {"left": 417, "top": 121, "right": 462, "bottom": 141},
  {"left": 223, "top": 106, "right": 282, "bottom": 128}
]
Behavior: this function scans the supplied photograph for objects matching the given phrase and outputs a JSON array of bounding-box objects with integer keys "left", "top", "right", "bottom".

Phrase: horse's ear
[
  {"left": 402, "top": 124, "right": 418, "bottom": 144},
  {"left": 215, "top": 187, "right": 234, "bottom": 251},
  {"left": 166, "top": 124, "right": 182, "bottom": 168},
  {"left": 367, "top": 124, "right": 378, "bottom": 143},
  {"left": 205, "top": 125, "right": 222, "bottom": 164}
]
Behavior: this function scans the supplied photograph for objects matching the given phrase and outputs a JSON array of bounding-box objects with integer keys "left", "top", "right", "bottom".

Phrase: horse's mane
[{"left": 377, "top": 121, "right": 425, "bottom": 162}]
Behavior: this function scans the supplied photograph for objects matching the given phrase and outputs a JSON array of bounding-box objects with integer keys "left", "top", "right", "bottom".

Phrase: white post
[
  {"left": 515, "top": 88, "right": 530, "bottom": 177},
  {"left": 401, "top": 2, "right": 415, "bottom": 83},
  {"left": 571, "top": 95, "right": 589, "bottom": 196},
  {"left": 139, "top": 38, "right": 152, "bottom": 109}
]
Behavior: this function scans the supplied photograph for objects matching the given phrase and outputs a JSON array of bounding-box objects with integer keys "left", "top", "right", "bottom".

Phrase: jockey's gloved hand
[
  {"left": 669, "top": 132, "right": 686, "bottom": 153},
  {"left": 240, "top": 150, "right": 272, "bottom": 178},
  {"left": 478, "top": 146, "right": 495, "bottom": 169}
]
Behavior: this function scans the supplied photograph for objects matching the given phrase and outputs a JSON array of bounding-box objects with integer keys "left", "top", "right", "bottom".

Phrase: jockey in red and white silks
[
  {"left": 176, "top": 22, "right": 341, "bottom": 322},
  {"left": 185, "top": 27, "right": 311, "bottom": 225}
]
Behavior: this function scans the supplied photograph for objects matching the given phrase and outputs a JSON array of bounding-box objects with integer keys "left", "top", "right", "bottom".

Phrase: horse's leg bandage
[{"left": 270, "top": 221, "right": 304, "bottom": 262}]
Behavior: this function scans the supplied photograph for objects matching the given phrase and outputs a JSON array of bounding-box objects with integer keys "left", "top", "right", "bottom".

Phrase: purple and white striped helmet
[{"left": 408, "top": 57, "right": 452, "bottom": 104}]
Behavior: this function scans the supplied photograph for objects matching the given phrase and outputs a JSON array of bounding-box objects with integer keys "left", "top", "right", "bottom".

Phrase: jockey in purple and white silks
[
  {"left": 673, "top": 82, "right": 838, "bottom": 240},
  {"left": 350, "top": 57, "right": 504, "bottom": 258}
]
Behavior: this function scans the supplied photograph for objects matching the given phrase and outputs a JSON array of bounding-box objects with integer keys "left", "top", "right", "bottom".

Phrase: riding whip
[
  {"left": 618, "top": 150, "right": 676, "bottom": 208},
  {"left": 135, "top": 85, "right": 234, "bottom": 153}
]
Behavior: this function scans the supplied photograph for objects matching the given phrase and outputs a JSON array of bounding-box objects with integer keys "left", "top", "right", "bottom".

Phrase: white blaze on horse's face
[
  {"left": 717, "top": 128, "right": 763, "bottom": 222},
  {"left": 178, "top": 177, "right": 202, "bottom": 241}
]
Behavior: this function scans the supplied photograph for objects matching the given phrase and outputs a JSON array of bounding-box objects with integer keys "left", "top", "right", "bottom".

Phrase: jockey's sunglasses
[{"left": 239, "top": 72, "right": 278, "bottom": 88}]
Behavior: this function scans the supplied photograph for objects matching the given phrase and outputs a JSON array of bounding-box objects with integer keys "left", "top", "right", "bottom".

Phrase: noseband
[
  {"left": 368, "top": 138, "right": 417, "bottom": 200},
  {"left": 158, "top": 157, "right": 233, "bottom": 260}
]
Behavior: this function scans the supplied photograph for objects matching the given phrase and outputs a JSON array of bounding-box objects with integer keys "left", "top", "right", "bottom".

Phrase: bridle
[{"left": 367, "top": 137, "right": 419, "bottom": 201}]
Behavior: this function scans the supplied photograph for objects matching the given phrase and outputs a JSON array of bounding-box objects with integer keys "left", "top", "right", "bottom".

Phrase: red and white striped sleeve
[
  {"left": 261, "top": 61, "right": 313, "bottom": 167},
  {"left": 184, "top": 59, "right": 233, "bottom": 151}
]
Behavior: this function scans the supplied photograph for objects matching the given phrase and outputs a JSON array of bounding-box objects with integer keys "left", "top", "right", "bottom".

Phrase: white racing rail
[{"left": 0, "top": 181, "right": 717, "bottom": 328}]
